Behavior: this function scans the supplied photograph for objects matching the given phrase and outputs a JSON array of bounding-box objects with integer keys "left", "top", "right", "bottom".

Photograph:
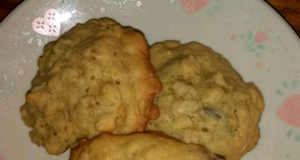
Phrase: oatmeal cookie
[
  {"left": 70, "top": 132, "right": 213, "bottom": 160},
  {"left": 20, "top": 18, "right": 161, "bottom": 155},
  {"left": 146, "top": 41, "right": 264, "bottom": 160}
]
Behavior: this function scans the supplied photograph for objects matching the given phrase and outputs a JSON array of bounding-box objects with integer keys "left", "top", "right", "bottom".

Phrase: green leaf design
[
  {"left": 296, "top": 135, "right": 300, "bottom": 142},
  {"left": 37, "top": 39, "right": 43, "bottom": 47},
  {"left": 257, "top": 44, "right": 265, "bottom": 49},
  {"left": 169, "top": 0, "right": 177, "bottom": 4},
  {"left": 3, "top": 74, "right": 8, "bottom": 81},
  {"left": 28, "top": 38, "right": 33, "bottom": 44},
  {"left": 282, "top": 81, "right": 288, "bottom": 89},
  {"left": 276, "top": 89, "right": 283, "bottom": 95},
  {"left": 207, "top": 9, "right": 214, "bottom": 17},
  {"left": 287, "top": 130, "right": 292, "bottom": 137},
  {"left": 248, "top": 32, "right": 253, "bottom": 40},
  {"left": 292, "top": 80, "right": 299, "bottom": 88},
  {"left": 214, "top": 5, "right": 221, "bottom": 11},
  {"left": 21, "top": 31, "right": 30, "bottom": 36}
]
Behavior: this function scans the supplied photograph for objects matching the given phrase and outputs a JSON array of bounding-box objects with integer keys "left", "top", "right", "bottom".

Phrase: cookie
[
  {"left": 70, "top": 132, "right": 213, "bottom": 160},
  {"left": 146, "top": 41, "right": 264, "bottom": 160},
  {"left": 20, "top": 18, "right": 161, "bottom": 155}
]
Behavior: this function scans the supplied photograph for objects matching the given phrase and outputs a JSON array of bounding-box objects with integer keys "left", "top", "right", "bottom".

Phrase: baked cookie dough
[
  {"left": 146, "top": 41, "right": 264, "bottom": 160},
  {"left": 70, "top": 132, "right": 213, "bottom": 160},
  {"left": 20, "top": 18, "right": 161, "bottom": 155}
]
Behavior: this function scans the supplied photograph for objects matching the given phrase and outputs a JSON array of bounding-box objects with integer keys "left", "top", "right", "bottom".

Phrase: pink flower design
[
  {"left": 18, "top": 70, "right": 24, "bottom": 76},
  {"left": 181, "top": 0, "right": 209, "bottom": 14},
  {"left": 277, "top": 95, "right": 300, "bottom": 127},
  {"left": 136, "top": 1, "right": 142, "bottom": 6},
  {"left": 255, "top": 61, "right": 262, "bottom": 69},
  {"left": 100, "top": 6, "right": 106, "bottom": 13},
  {"left": 2, "top": 104, "right": 9, "bottom": 111},
  {"left": 255, "top": 30, "right": 267, "bottom": 43},
  {"left": 230, "top": 34, "right": 236, "bottom": 41},
  {"left": 32, "top": 9, "right": 61, "bottom": 37}
]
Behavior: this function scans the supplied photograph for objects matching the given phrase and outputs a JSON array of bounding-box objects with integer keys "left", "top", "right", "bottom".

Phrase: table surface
[{"left": 0, "top": 0, "right": 299, "bottom": 37}]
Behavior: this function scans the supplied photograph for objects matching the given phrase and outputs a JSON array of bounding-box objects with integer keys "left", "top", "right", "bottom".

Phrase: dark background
[{"left": 0, "top": 0, "right": 299, "bottom": 36}]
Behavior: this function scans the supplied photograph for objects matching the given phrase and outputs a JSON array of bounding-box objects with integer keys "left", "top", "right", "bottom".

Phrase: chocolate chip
[
  {"left": 201, "top": 127, "right": 209, "bottom": 132},
  {"left": 211, "top": 154, "right": 226, "bottom": 160},
  {"left": 177, "top": 75, "right": 184, "bottom": 82},
  {"left": 203, "top": 107, "right": 222, "bottom": 119},
  {"left": 90, "top": 75, "right": 95, "bottom": 80},
  {"left": 116, "top": 79, "right": 120, "bottom": 85}
]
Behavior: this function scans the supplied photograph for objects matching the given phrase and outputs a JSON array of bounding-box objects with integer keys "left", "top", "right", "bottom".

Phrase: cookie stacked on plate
[
  {"left": 147, "top": 41, "right": 264, "bottom": 160},
  {"left": 20, "top": 18, "right": 264, "bottom": 160},
  {"left": 20, "top": 18, "right": 161, "bottom": 155}
]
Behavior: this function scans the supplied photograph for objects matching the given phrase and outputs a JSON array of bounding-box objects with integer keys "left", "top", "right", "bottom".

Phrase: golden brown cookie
[
  {"left": 146, "top": 41, "right": 264, "bottom": 160},
  {"left": 70, "top": 132, "right": 213, "bottom": 160},
  {"left": 20, "top": 18, "right": 161, "bottom": 155}
]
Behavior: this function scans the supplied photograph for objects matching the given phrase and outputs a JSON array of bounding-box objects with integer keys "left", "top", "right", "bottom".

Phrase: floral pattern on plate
[{"left": 0, "top": 0, "right": 300, "bottom": 160}]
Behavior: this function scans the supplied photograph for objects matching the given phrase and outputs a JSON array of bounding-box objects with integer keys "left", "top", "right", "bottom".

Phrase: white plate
[{"left": 1, "top": 0, "right": 300, "bottom": 159}]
